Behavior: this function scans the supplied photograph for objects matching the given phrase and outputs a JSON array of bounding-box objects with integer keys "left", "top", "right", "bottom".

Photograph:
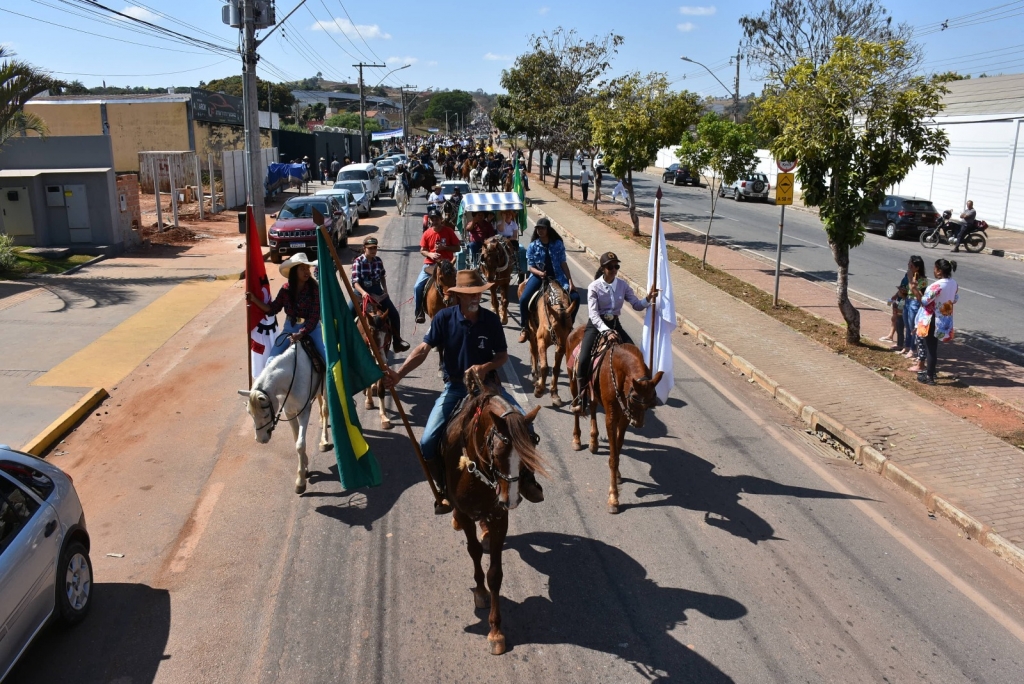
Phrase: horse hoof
[
  {"left": 533, "top": 387, "right": 545, "bottom": 398},
  {"left": 551, "top": 395, "right": 563, "bottom": 408},
  {"left": 295, "top": 481, "right": 307, "bottom": 494},
  {"left": 382, "top": 420, "right": 393, "bottom": 430},
  {"left": 572, "top": 440, "right": 584, "bottom": 451},
  {"left": 488, "top": 634, "right": 506, "bottom": 655},
  {"left": 589, "top": 443, "right": 599, "bottom": 455},
  {"left": 319, "top": 442, "right": 331, "bottom": 452},
  {"left": 608, "top": 503, "right": 620, "bottom": 514},
  {"left": 365, "top": 401, "right": 374, "bottom": 410},
  {"left": 473, "top": 589, "right": 489, "bottom": 610}
]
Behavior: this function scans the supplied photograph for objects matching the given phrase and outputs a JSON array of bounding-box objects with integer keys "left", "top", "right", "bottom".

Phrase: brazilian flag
[
  {"left": 512, "top": 158, "right": 527, "bottom": 233},
  {"left": 317, "top": 229, "right": 383, "bottom": 489}
]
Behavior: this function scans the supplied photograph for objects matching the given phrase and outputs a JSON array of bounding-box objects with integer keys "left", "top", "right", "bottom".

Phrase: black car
[
  {"left": 866, "top": 196, "right": 941, "bottom": 240},
  {"left": 661, "top": 163, "right": 698, "bottom": 186}
]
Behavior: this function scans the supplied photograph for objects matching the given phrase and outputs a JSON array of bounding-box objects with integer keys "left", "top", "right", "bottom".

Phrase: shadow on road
[
  {"left": 8, "top": 583, "right": 170, "bottom": 684},
  {"left": 466, "top": 531, "right": 744, "bottom": 682}
]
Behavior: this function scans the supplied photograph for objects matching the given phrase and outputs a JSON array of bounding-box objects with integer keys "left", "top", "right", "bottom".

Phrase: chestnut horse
[
  {"left": 461, "top": 158, "right": 474, "bottom": 183},
  {"left": 517, "top": 278, "right": 577, "bottom": 406},
  {"left": 566, "top": 329, "right": 663, "bottom": 513},
  {"left": 479, "top": 236, "right": 515, "bottom": 325},
  {"left": 441, "top": 382, "right": 545, "bottom": 655},
  {"left": 424, "top": 258, "right": 457, "bottom": 373},
  {"left": 359, "top": 295, "right": 393, "bottom": 430}
]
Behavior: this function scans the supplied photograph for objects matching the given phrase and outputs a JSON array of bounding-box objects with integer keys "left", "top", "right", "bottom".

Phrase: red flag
[{"left": 246, "top": 207, "right": 277, "bottom": 378}]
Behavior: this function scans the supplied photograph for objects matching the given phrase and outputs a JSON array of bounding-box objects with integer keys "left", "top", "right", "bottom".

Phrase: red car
[{"left": 268, "top": 195, "right": 346, "bottom": 263}]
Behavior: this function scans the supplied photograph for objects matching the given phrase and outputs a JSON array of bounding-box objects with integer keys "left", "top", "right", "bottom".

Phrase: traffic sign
[
  {"left": 776, "top": 160, "right": 798, "bottom": 173},
  {"left": 776, "top": 172, "right": 794, "bottom": 205}
]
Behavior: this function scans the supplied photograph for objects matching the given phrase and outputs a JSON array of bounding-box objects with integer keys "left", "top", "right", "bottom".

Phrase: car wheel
[
  {"left": 718, "top": 186, "right": 725, "bottom": 197},
  {"left": 734, "top": 191, "right": 742, "bottom": 202},
  {"left": 270, "top": 249, "right": 283, "bottom": 264},
  {"left": 885, "top": 222, "right": 898, "bottom": 240},
  {"left": 57, "top": 540, "right": 92, "bottom": 626}
]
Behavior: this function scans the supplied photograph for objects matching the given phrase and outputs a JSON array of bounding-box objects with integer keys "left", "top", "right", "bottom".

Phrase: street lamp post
[
  {"left": 359, "top": 63, "right": 410, "bottom": 160},
  {"left": 680, "top": 56, "right": 737, "bottom": 122}
]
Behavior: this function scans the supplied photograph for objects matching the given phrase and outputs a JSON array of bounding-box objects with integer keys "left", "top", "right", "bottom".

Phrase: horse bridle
[
  {"left": 608, "top": 346, "right": 651, "bottom": 425},
  {"left": 252, "top": 341, "right": 320, "bottom": 436},
  {"left": 433, "top": 262, "right": 456, "bottom": 306},
  {"left": 481, "top": 238, "right": 512, "bottom": 282},
  {"left": 463, "top": 397, "right": 535, "bottom": 495}
]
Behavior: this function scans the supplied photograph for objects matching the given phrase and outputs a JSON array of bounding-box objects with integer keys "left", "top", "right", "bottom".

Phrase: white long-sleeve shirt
[{"left": 587, "top": 277, "right": 648, "bottom": 332}]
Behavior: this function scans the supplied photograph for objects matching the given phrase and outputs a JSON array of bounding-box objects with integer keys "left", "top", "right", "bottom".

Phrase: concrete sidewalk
[{"left": 526, "top": 180, "right": 1024, "bottom": 572}]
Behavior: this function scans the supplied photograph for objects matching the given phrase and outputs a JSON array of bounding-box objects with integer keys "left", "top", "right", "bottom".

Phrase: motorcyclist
[{"left": 953, "top": 200, "right": 977, "bottom": 253}]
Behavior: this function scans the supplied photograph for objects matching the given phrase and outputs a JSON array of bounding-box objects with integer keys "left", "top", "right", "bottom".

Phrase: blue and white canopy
[{"left": 462, "top": 192, "right": 523, "bottom": 213}]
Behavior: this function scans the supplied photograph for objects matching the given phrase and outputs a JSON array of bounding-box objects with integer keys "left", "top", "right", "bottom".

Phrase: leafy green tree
[
  {"left": 589, "top": 72, "right": 702, "bottom": 235},
  {"left": 753, "top": 38, "right": 950, "bottom": 343},
  {"left": 676, "top": 113, "right": 759, "bottom": 267},
  {"left": 1, "top": 47, "right": 53, "bottom": 148},
  {"left": 423, "top": 90, "right": 474, "bottom": 123},
  {"left": 325, "top": 112, "right": 380, "bottom": 132},
  {"left": 200, "top": 75, "right": 295, "bottom": 116}
]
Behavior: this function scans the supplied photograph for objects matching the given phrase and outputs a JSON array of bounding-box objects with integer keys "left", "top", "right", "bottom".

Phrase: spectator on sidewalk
[
  {"left": 544, "top": 153, "right": 553, "bottom": 176},
  {"left": 611, "top": 177, "right": 630, "bottom": 206},
  {"left": 580, "top": 164, "right": 592, "bottom": 203},
  {"left": 329, "top": 156, "right": 341, "bottom": 182},
  {"left": 881, "top": 279, "right": 905, "bottom": 350},
  {"left": 901, "top": 256, "right": 927, "bottom": 360},
  {"left": 909, "top": 259, "right": 959, "bottom": 385},
  {"left": 953, "top": 200, "right": 976, "bottom": 253},
  {"left": 318, "top": 157, "right": 328, "bottom": 185}
]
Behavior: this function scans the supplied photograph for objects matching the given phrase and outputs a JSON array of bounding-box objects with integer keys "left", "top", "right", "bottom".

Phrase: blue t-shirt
[{"left": 424, "top": 306, "right": 507, "bottom": 384}]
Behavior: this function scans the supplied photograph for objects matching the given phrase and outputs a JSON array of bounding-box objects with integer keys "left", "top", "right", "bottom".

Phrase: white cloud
[
  {"left": 538, "top": 6, "right": 550, "bottom": 14},
  {"left": 677, "top": 22, "right": 696, "bottom": 32},
  {"left": 311, "top": 18, "right": 391, "bottom": 39},
  {"left": 386, "top": 56, "right": 418, "bottom": 66},
  {"left": 120, "top": 6, "right": 161, "bottom": 22},
  {"left": 483, "top": 53, "right": 512, "bottom": 61},
  {"left": 679, "top": 5, "right": 715, "bottom": 15},
  {"left": 425, "top": 60, "right": 439, "bottom": 67}
]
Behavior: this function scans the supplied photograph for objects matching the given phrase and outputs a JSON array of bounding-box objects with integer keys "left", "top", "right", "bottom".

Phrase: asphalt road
[
  {"left": 535, "top": 154, "right": 1024, "bottom": 363},
  {"left": 13, "top": 193, "right": 1024, "bottom": 683}
]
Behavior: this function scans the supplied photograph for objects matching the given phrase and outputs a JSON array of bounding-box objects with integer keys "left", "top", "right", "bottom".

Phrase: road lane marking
[
  {"left": 169, "top": 481, "right": 224, "bottom": 573},
  {"left": 960, "top": 287, "right": 995, "bottom": 299}
]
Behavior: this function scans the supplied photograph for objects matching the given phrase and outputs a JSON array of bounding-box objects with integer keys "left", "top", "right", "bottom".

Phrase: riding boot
[
  {"left": 427, "top": 458, "right": 452, "bottom": 515},
  {"left": 393, "top": 337, "right": 411, "bottom": 353},
  {"left": 519, "top": 467, "right": 544, "bottom": 503}
]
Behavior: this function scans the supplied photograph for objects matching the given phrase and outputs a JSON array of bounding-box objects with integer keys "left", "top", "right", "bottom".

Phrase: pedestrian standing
[
  {"left": 544, "top": 153, "right": 553, "bottom": 177},
  {"left": 580, "top": 164, "right": 591, "bottom": 203},
  {"left": 901, "top": 256, "right": 927, "bottom": 360},
  {"left": 909, "top": 259, "right": 958, "bottom": 385},
  {"left": 611, "top": 177, "right": 629, "bottom": 206},
  {"left": 330, "top": 156, "right": 340, "bottom": 183},
  {"left": 318, "top": 157, "right": 328, "bottom": 185}
]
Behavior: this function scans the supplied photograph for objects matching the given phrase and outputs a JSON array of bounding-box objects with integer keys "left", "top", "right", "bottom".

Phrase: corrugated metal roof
[
  {"left": 940, "top": 73, "right": 1024, "bottom": 117},
  {"left": 29, "top": 93, "right": 191, "bottom": 105}
]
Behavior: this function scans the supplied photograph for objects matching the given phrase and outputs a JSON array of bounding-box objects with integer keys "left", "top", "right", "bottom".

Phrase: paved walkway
[{"left": 525, "top": 180, "right": 1024, "bottom": 563}]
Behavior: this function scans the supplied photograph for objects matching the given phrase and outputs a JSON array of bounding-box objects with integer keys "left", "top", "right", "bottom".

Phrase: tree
[
  {"left": 752, "top": 38, "right": 950, "bottom": 343},
  {"left": 1, "top": 47, "right": 53, "bottom": 148},
  {"left": 740, "top": 0, "right": 916, "bottom": 80},
  {"left": 589, "top": 72, "right": 702, "bottom": 235},
  {"left": 300, "top": 102, "right": 327, "bottom": 123},
  {"left": 325, "top": 112, "right": 380, "bottom": 132},
  {"left": 676, "top": 113, "right": 759, "bottom": 268},
  {"left": 201, "top": 75, "right": 296, "bottom": 116},
  {"left": 423, "top": 90, "right": 474, "bottom": 123}
]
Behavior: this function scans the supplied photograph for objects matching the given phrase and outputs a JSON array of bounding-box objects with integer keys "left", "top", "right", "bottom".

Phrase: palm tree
[{"left": 1, "top": 47, "right": 53, "bottom": 149}]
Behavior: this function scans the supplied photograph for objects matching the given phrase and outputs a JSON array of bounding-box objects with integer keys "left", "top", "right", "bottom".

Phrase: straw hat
[
  {"left": 448, "top": 269, "right": 490, "bottom": 294},
  {"left": 279, "top": 252, "right": 315, "bottom": 278}
]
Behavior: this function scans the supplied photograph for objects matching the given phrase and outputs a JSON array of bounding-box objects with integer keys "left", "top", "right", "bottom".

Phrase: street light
[
  {"left": 680, "top": 56, "right": 736, "bottom": 122},
  {"left": 361, "top": 64, "right": 410, "bottom": 159}
]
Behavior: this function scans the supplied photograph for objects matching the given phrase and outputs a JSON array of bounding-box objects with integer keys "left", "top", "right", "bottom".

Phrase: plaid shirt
[
  {"left": 267, "top": 283, "right": 320, "bottom": 336},
  {"left": 351, "top": 254, "right": 386, "bottom": 288}
]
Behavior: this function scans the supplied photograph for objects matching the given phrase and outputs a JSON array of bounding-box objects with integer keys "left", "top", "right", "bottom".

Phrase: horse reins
[
  {"left": 607, "top": 345, "right": 650, "bottom": 424},
  {"left": 253, "top": 342, "right": 321, "bottom": 436},
  {"left": 464, "top": 397, "right": 526, "bottom": 495}
]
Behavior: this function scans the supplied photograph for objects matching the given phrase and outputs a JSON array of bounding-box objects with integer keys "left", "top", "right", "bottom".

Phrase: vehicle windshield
[
  {"left": 746, "top": 174, "right": 768, "bottom": 182},
  {"left": 279, "top": 200, "right": 330, "bottom": 219},
  {"left": 339, "top": 170, "right": 369, "bottom": 181},
  {"left": 904, "top": 200, "right": 936, "bottom": 211},
  {"left": 334, "top": 181, "right": 365, "bottom": 196},
  {"left": 377, "top": 160, "right": 395, "bottom": 167}
]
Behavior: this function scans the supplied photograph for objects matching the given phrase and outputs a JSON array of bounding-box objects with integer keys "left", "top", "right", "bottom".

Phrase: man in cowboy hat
[
  {"left": 351, "top": 237, "right": 410, "bottom": 352},
  {"left": 385, "top": 270, "right": 543, "bottom": 513}
]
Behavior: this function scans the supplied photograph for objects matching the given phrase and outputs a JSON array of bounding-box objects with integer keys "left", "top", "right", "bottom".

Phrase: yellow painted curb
[
  {"left": 22, "top": 387, "right": 108, "bottom": 456},
  {"left": 33, "top": 278, "right": 234, "bottom": 389}
]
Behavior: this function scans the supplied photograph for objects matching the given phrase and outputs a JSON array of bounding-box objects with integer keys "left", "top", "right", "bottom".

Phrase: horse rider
[
  {"left": 414, "top": 205, "right": 462, "bottom": 324},
  {"left": 384, "top": 270, "right": 544, "bottom": 514},
  {"left": 428, "top": 185, "right": 445, "bottom": 205},
  {"left": 570, "top": 252, "right": 658, "bottom": 414},
  {"left": 449, "top": 185, "right": 464, "bottom": 208},
  {"left": 351, "top": 237, "right": 411, "bottom": 353},
  {"left": 246, "top": 253, "right": 326, "bottom": 364},
  {"left": 466, "top": 211, "right": 496, "bottom": 268},
  {"left": 497, "top": 209, "right": 526, "bottom": 283},
  {"left": 518, "top": 217, "right": 580, "bottom": 343}
]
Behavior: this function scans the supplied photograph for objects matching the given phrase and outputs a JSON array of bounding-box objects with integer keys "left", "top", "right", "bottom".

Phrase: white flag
[{"left": 641, "top": 201, "right": 675, "bottom": 403}]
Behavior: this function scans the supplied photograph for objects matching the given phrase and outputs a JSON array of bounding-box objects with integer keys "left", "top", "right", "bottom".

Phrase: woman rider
[
  {"left": 517, "top": 217, "right": 580, "bottom": 343},
  {"left": 246, "top": 253, "right": 326, "bottom": 364},
  {"left": 571, "top": 252, "right": 658, "bottom": 414}
]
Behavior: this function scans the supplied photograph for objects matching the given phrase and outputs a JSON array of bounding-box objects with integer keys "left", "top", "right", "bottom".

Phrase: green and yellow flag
[
  {"left": 317, "top": 229, "right": 383, "bottom": 489},
  {"left": 512, "top": 157, "right": 527, "bottom": 233}
]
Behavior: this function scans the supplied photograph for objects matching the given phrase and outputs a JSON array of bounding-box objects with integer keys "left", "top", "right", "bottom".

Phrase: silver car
[
  {"left": 720, "top": 172, "right": 771, "bottom": 202},
  {"left": 314, "top": 188, "right": 359, "bottom": 236},
  {"left": 375, "top": 159, "right": 397, "bottom": 180},
  {"left": 333, "top": 180, "right": 372, "bottom": 217},
  {"left": 0, "top": 445, "right": 91, "bottom": 680}
]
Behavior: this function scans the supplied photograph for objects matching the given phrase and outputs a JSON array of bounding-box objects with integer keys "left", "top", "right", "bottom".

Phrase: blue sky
[{"left": 2, "top": 1, "right": 1023, "bottom": 95}]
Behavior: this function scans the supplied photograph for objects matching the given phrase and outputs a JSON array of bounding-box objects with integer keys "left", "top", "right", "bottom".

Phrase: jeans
[
  {"left": 954, "top": 222, "right": 973, "bottom": 248},
  {"left": 576, "top": 318, "right": 633, "bottom": 389},
  {"left": 467, "top": 240, "right": 483, "bottom": 267},
  {"left": 420, "top": 383, "right": 525, "bottom": 461},
  {"left": 267, "top": 318, "right": 326, "bottom": 364},
  {"left": 518, "top": 275, "right": 581, "bottom": 325},
  {"left": 921, "top": 318, "right": 938, "bottom": 379},
  {"left": 903, "top": 299, "right": 920, "bottom": 352},
  {"left": 413, "top": 266, "right": 431, "bottom": 315},
  {"left": 581, "top": 183, "right": 589, "bottom": 202}
]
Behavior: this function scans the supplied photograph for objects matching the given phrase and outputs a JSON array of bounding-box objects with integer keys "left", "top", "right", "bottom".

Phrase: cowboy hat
[
  {"left": 448, "top": 269, "right": 491, "bottom": 294},
  {"left": 279, "top": 252, "right": 315, "bottom": 278}
]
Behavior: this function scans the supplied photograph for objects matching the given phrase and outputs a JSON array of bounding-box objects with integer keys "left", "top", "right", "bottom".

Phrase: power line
[
  {"left": 917, "top": 1, "right": 1024, "bottom": 36},
  {"left": 307, "top": 0, "right": 361, "bottom": 63},
  {"left": 50, "top": 58, "right": 232, "bottom": 78},
  {"left": 123, "top": 0, "right": 237, "bottom": 47}
]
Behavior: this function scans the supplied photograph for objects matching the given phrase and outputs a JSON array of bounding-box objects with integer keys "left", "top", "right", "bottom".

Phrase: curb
[
  {"left": 533, "top": 203, "right": 1024, "bottom": 576},
  {"left": 21, "top": 387, "right": 108, "bottom": 456}
]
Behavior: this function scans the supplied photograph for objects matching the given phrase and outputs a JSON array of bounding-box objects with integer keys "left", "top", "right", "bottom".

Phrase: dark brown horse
[
  {"left": 408, "top": 165, "right": 438, "bottom": 196},
  {"left": 517, "top": 278, "right": 577, "bottom": 406},
  {"left": 441, "top": 382, "right": 545, "bottom": 655},
  {"left": 461, "top": 158, "right": 474, "bottom": 182},
  {"left": 359, "top": 294, "right": 393, "bottom": 430},
  {"left": 479, "top": 236, "right": 515, "bottom": 325},
  {"left": 565, "top": 329, "right": 663, "bottom": 513},
  {"left": 424, "top": 258, "right": 457, "bottom": 374}
]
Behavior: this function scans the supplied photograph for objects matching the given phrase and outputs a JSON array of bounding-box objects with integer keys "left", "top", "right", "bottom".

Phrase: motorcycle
[{"left": 919, "top": 209, "right": 988, "bottom": 253}]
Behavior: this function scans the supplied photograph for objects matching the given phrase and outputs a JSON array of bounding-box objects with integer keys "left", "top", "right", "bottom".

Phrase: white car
[
  {"left": 375, "top": 159, "right": 397, "bottom": 180},
  {"left": 314, "top": 189, "right": 358, "bottom": 237},
  {"left": 0, "top": 445, "right": 91, "bottom": 680},
  {"left": 333, "top": 180, "right": 372, "bottom": 217},
  {"left": 337, "top": 163, "right": 381, "bottom": 203},
  {"left": 720, "top": 173, "right": 771, "bottom": 202}
]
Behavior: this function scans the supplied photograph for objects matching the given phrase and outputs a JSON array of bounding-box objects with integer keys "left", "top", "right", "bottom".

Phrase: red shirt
[
  {"left": 420, "top": 223, "right": 461, "bottom": 264},
  {"left": 467, "top": 219, "right": 495, "bottom": 244}
]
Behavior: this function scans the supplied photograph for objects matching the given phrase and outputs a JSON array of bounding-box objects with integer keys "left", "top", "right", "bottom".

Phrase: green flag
[
  {"left": 317, "top": 229, "right": 384, "bottom": 490},
  {"left": 512, "top": 158, "right": 527, "bottom": 233}
]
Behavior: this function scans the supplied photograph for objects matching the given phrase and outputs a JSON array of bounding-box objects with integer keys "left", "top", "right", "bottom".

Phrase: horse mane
[
  {"left": 609, "top": 343, "right": 649, "bottom": 384},
  {"left": 447, "top": 389, "right": 548, "bottom": 478}
]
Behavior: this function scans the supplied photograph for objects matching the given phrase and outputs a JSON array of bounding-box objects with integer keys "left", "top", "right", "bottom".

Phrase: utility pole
[
  {"left": 732, "top": 45, "right": 742, "bottom": 123},
  {"left": 241, "top": 0, "right": 266, "bottom": 243},
  {"left": 399, "top": 84, "right": 417, "bottom": 151},
  {"left": 355, "top": 62, "right": 386, "bottom": 162}
]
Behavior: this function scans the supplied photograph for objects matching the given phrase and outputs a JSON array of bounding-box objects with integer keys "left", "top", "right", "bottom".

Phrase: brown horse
[
  {"left": 441, "top": 382, "right": 545, "bottom": 655},
  {"left": 358, "top": 295, "right": 393, "bottom": 430},
  {"left": 479, "top": 236, "right": 515, "bottom": 325},
  {"left": 424, "top": 258, "right": 457, "bottom": 373},
  {"left": 517, "top": 278, "right": 577, "bottom": 406},
  {"left": 461, "top": 158, "right": 474, "bottom": 182},
  {"left": 565, "top": 329, "right": 663, "bottom": 513}
]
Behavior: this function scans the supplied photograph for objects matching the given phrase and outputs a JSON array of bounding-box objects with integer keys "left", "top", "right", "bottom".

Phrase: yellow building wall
[
  {"left": 23, "top": 103, "right": 103, "bottom": 136},
  {"left": 106, "top": 102, "right": 190, "bottom": 172}
]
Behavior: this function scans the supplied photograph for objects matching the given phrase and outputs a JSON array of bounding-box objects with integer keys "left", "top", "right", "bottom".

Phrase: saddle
[
  {"left": 299, "top": 335, "right": 326, "bottom": 378},
  {"left": 570, "top": 335, "right": 615, "bottom": 397},
  {"left": 527, "top": 279, "right": 567, "bottom": 316}
]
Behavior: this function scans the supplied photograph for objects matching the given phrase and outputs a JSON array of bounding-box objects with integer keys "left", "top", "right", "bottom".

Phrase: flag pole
[
  {"left": 245, "top": 205, "right": 254, "bottom": 390},
  {"left": 648, "top": 187, "right": 663, "bottom": 372},
  {"left": 316, "top": 222, "right": 444, "bottom": 507}
]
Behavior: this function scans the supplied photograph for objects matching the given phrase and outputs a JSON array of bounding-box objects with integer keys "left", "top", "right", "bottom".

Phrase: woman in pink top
[{"left": 911, "top": 258, "right": 958, "bottom": 385}]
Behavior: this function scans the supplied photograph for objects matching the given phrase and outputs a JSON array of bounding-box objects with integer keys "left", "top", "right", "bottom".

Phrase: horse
[
  {"left": 408, "top": 166, "right": 438, "bottom": 196},
  {"left": 484, "top": 167, "right": 501, "bottom": 193},
  {"left": 424, "top": 258, "right": 458, "bottom": 374},
  {"left": 238, "top": 340, "right": 330, "bottom": 494},
  {"left": 517, "top": 278, "right": 577, "bottom": 406},
  {"left": 470, "top": 166, "right": 483, "bottom": 190},
  {"left": 565, "top": 331, "right": 663, "bottom": 513},
  {"left": 444, "top": 159, "right": 457, "bottom": 181},
  {"left": 461, "top": 158, "right": 474, "bottom": 183},
  {"left": 394, "top": 172, "right": 410, "bottom": 216},
  {"left": 358, "top": 295, "right": 393, "bottom": 430},
  {"left": 440, "top": 381, "right": 545, "bottom": 655},
  {"left": 479, "top": 236, "right": 515, "bottom": 325}
]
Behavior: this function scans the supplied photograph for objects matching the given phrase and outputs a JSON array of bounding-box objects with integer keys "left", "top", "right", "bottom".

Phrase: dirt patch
[{"left": 537, "top": 179, "right": 1024, "bottom": 450}]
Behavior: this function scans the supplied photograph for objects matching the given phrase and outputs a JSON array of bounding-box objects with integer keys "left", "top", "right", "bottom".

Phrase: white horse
[
  {"left": 238, "top": 342, "right": 330, "bottom": 494},
  {"left": 470, "top": 167, "right": 482, "bottom": 190},
  {"left": 394, "top": 172, "right": 410, "bottom": 216}
]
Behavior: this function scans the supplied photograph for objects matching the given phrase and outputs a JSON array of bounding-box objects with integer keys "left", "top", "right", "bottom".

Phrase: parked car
[
  {"left": 375, "top": 159, "right": 397, "bottom": 181},
  {"left": 314, "top": 189, "right": 358, "bottom": 235},
  {"left": 661, "top": 163, "right": 698, "bottom": 186},
  {"left": 0, "top": 445, "right": 91, "bottom": 681},
  {"left": 390, "top": 154, "right": 409, "bottom": 166},
  {"left": 594, "top": 153, "right": 608, "bottom": 173},
  {"left": 866, "top": 196, "right": 941, "bottom": 239},
  {"left": 720, "top": 173, "right": 771, "bottom": 202},
  {"left": 268, "top": 195, "right": 346, "bottom": 263},
  {"left": 337, "top": 163, "right": 381, "bottom": 203},
  {"left": 333, "top": 180, "right": 372, "bottom": 217}
]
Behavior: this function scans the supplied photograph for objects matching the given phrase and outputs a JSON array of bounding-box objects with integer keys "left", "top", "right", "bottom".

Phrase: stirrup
[{"left": 434, "top": 498, "right": 453, "bottom": 515}]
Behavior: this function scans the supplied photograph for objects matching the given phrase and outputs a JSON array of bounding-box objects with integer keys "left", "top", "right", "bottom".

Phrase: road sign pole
[
  {"left": 772, "top": 167, "right": 795, "bottom": 307},
  {"left": 774, "top": 205, "right": 785, "bottom": 307}
]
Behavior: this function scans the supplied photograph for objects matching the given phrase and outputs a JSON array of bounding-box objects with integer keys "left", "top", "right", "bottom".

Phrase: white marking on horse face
[{"left": 506, "top": 449, "right": 521, "bottom": 510}]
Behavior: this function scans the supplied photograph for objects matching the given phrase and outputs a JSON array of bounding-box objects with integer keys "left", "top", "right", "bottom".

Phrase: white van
[{"left": 337, "top": 163, "right": 381, "bottom": 203}]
